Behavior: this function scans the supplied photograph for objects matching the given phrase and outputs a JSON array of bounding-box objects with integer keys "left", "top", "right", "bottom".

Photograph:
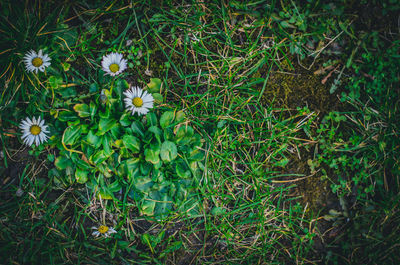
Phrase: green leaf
[
  {"left": 211, "top": 207, "right": 226, "bottom": 216},
  {"left": 142, "top": 199, "right": 156, "bottom": 216},
  {"left": 115, "top": 79, "right": 129, "bottom": 96},
  {"left": 133, "top": 176, "right": 153, "bottom": 192},
  {"left": 152, "top": 93, "right": 163, "bottom": 104},
  {"left": 154, "top": 159, "right": 163, "bottom": 170},
  {"left": 98, "top": 118, "right": 117, "bottom": 135},
  {"left": 75, "top": 168, "right": 88, "bottom": 184},
  {"left": 123, "top": 135, "right": 140, "bottom": 153},
  {"left": 141, "top": 234, "right": 154, "bottom": 253},
  {"left": 99, "top": 108, "right": 111, "bottom": 119},
  {"left": 159, "top": 241, "right": 182, "bottom": 258},
  {"left": 89, "top": 83, "right": 99, "bottom": 93},
  {"left": 154, "top": 193, "right": 173, "bottom": 217},
  {"left": 76, "top": 158, "right": 92, "bottom": 171},
  {"left": 91, "top": 150, "right": 108, "bottom": 164},
  {"left": 176, "top": 126, "right": 194, "bottom": 139},
  {"left": 63, "top": 126, "right": 81, "bottom": 145},
  {"left": 145, "top": 148, "right": 160, "bottom": 164},
  {"left": 107, "top": 180, "right": 122, "bottom": 193},
  {"left": 164, "top": 128, "right": 174, "bottom": 141},
  {"left": 160, "top": 111, "right": 175, "bottom": 129},
  {"left": 54, "top": 156, "right": 72, "bottom": 170},
  {"left": 146, "top": 78, "right": 162, "bottom": 93},
  {"left": 80, "top": 124, "right": 89, "bottom": 134},
  {"left": 274, "top": 157, "right": 289, "bottom": 167},
  {"left": 48, "top": 76, "right": 63, "bottom": 89},
  {"left": 90, "top": 101, "right": 97, "bottom": 120},
  {"left": 59, "top": 86, "right": 77, "bottom": 98},
  {"left": 58, "top": 111, "right": 77, "bottom": 122},
  {"left": 120, "top": 113, "right": 131, "bottom": 127},
  {"left": 97, "top": 189, "right": 113, "bottom": 200},
  {"left": 148, "top": 126, "right": 162, "bottom": 143},
  {"left": 189, "top": 148, "right": 204, "bottom": 162},
  {"left": 87, "top": 130, "right": 101, "bottom": 148},
  {"left": 131, "top": 121, "right": 145, "bottom": 137},
  {"left": 62, "top": 62, "right": 71, "bottom": 71},
  {"left": 47, "top": 154, "right": 55, "bottom": 162},
  {"left": 175, "top": 110, "right": 185, "bottom": 123},
  {"left": 102, "top": 134, "right": 113, "bottom": 157},
  {"left": 176, "top": 163, "right": 191, "bottom": 178},
  {"left": 73, "top": 103, "right": 90, "bottom": 117},
  {"left": 280, "top": 20, "right": 295, "bottom": 29},
  {"left": 110, "top": 125, "right": 123, "bottom": 139},
  {"left": 125, "top": 158, "right": 140, "bottom": 171},
  {"left": 175, "top": 126, "right": 195, "bottom": 145},
  {"left": 147, "top": 112, "right": 158, "bottom": 127},
  {"left": 140, "top": 162, "right": 152, "bottom": 175},
  {"left": 160, "top": 141, "right": 178, "bottom": 162}
]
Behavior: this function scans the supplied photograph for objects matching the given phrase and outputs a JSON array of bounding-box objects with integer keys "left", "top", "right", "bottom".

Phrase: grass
[{"left": 1, "top": 0, "right": 400, "bottom": 264}]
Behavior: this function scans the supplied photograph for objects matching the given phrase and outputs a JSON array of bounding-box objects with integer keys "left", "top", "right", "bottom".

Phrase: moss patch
[
  {"left": 259, "top": 57, "right": 340, "bottom": 114},
  {"left": 284, "top": 151, "right": 334, "bottom": 212}
]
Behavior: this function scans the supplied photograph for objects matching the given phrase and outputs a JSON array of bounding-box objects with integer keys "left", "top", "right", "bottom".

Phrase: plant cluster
[
  {"left": 313, "top": 36, "right": 400, "bottom": 199},
  {"left": 1, "top": 5, "right": 205, "bottom": 218},
  {"left": 52, "top": 80, "right": 204, "bottom": 217}
]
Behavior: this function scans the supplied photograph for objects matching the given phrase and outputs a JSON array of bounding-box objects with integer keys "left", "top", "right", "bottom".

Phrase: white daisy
[
  {"left": 91, "top": 225, "right": 117, "bottom": 238},
  {"left": 19, "top": 116, "right": 50, "bottom": 146},
  {"left": 123, "top": 86, "right": 154, "bottom": 116},
  {"left": 101, "top": 52, "right": 127, "bottom": 76},
  {"left": 23, "top": 49, "right": 51, "bottom": 73}
]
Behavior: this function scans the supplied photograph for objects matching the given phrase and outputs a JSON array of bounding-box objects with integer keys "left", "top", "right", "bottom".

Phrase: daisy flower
[
  {"left": 101, "top": 52, "right": 127, "bottom": 76},
  {"left": 19, "top": 116, "right": 50, "bottom": 146},
  {"left": 91, "top": 225, "right": 117, "bottom": 238},
  {"left": 23, "top": 49, "right": 51, "bottom": 73},
  {"left": 123, "top": 86, "right": 154, "bottom": 116}
]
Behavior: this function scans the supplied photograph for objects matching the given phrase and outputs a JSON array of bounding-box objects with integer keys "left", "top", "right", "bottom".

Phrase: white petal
[
  {"left": 27, "top": 135, "right": 35, "bottom": 146},
  {"left": 20, "top": 121, "right": 29, "bottom": 129},
  {"left": 21, "top": 132, "right": 30, "bottom": 140},
  {"left": 34, "top": 135, "right": 40, "bottom": 146}
]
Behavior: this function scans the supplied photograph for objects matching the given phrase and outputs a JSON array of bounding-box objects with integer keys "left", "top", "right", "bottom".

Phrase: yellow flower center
[
  {"left": 32, "top": 57, "right": 43, "bottom": 67},
  {"left": 98, "top": 225, "right": 109, "bottom": 234},
  {"left": 132, "top": 97, "right": 143, "bottom": 107},
  {"left": 109, "top": 63, "right": 119, "bottom": 73},
  {"left": 30, "top": 125, "right": 41, "bottom": 135}
]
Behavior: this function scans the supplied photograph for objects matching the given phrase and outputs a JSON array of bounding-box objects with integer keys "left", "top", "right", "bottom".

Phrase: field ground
[{"left": 1, "top": 1, "right": 399, "bottom": 264}]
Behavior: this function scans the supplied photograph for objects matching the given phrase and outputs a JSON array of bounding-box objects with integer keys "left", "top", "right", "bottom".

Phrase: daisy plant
[
  {"left": 23, "top": 49, "right": 51, "bottom": 73},
  {"left": 91, "top": 225, "right": 117, "bottom": 238},
  {"left": 101, "top": 52, "right": 127, "bottom": 76},
  {"left": 53, "top": 79, "right": 204, "bottom": 218},
  {"left": 123, "top": 86, "right": 154, "bottom": 115},
  {"left": 19, "top": 116, "right": 50, "bottom": 146}
]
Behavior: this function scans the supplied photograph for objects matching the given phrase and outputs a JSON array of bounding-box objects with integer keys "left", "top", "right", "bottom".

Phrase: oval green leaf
[
  {"left": 160, "top": 111, "right": 175, "bottom": 129},
  {"left": 73, "top": 103, "right": 90, "bottom": 117},
  {"left": 63, "top": 126, "right": 81, "bottom": 145},
  {"left": 123, "top": 135, "right": 140, "bottom": 153},
  {"left": 160, "top": 141, "right": 178, "bottom": 162},
  {"left": 75, "top": 168, "right": 88, "bottom": 184}
]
